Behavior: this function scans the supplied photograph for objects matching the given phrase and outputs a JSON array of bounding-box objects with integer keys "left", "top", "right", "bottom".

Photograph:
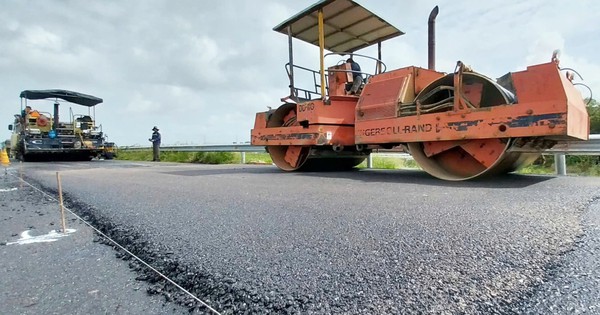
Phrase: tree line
[{"left": 588, "top": 99, "right": 600, "bottom": 134}]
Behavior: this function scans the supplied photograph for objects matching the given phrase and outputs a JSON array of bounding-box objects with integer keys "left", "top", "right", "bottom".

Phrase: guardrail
[
  {"left": 546, "top": 135, "right": 599, "bottom": 175},
  {"left": 120, "top": 135, "right": 599, "bottom": 174},
  {"left": 122, "top": 135, "right": 600, "bottom": 153},
  {"left": 538, "top": 135, "right": 600, "bottom": 154},
  {"left": 159, "top": 144, "right": 266, "bottom": 153}
]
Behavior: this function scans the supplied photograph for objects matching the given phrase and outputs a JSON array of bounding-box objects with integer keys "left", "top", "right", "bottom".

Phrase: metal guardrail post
[
  {"left": 555, "top": 154, "right": 567, "bottom": 176},
  {"left": 367, "top": 154, "right": 373, "bottom": 169}
]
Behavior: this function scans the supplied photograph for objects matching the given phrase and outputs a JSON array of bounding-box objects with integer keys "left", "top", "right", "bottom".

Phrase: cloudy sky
[{"left": 1, "top": 0, "right": 598, "bottom": 146}]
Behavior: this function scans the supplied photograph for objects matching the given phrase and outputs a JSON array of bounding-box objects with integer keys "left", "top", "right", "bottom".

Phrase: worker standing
[{"left": 149, "top": 126, "right": 161, "bottom": 162}]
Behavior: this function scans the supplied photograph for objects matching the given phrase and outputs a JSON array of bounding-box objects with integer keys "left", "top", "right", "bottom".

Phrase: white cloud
[{"left": 22, "top": 26, "right": 63, "bottom": 51}]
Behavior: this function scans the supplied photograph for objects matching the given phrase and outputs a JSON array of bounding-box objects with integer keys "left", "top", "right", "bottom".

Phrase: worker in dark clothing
[
  {"left": 149, "top": 126, "right": 161, "bottom": 161},
  {"left": 346, "top": 57, "right": 363, "bottom": 95}
]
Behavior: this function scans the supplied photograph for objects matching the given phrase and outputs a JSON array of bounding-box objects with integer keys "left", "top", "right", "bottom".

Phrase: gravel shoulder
[{"left": 0, "top": 173, "right": 188, "bottom": 315}]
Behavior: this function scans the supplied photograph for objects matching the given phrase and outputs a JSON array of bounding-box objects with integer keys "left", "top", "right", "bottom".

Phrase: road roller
[{"left": 251, "top": 0, "right": 590, "bottom": 181}]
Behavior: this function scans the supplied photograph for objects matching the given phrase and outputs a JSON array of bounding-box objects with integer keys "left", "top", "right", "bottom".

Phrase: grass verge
[{"left": 117, "top": 150, "right": 237, "bottom": 164}]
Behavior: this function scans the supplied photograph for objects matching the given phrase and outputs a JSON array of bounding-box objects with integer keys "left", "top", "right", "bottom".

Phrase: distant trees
[{"left": 587, "top": 98, "right": 600, "bottom": 134}]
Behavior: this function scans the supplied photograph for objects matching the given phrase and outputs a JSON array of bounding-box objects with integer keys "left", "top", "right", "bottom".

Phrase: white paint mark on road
[
  {"left": 6, "top": 229, "right": 76, "bottom": 245},
  {"left": 0, "top": 188, "right": 18, "bottom": 192}
]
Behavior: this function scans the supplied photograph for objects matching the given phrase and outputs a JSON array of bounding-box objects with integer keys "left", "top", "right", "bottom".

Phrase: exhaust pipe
[
  {"left": 53, "top": 102, "right": 60, "bottom": 131},
  {"left": 428, "top": 6, "right": 439, "bottom": 71}
]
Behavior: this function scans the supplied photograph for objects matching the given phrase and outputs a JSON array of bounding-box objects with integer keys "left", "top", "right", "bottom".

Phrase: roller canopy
[
  {"left": 19, "top": 89, "right": 103, "bottom": 107},
  {"left": 274, "top": 0, "right": 404, "bottom": 53}
]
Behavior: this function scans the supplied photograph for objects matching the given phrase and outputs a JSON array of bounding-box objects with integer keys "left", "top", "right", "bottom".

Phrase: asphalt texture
[
  {"left": 2, "top": 160, "right": 600, "bottom": 314},
  {"left": 519, "top": 201, "right": 600, "bottom": 313}
]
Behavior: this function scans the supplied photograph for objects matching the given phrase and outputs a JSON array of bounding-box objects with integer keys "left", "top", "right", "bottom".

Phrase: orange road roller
[{"left": 251, "top": 0, "right": 590, "bottom": 181}]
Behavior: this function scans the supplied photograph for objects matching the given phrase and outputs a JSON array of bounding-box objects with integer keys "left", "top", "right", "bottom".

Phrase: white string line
[{"left": 12, "top": 173, "right": 222, "bottom": 315}]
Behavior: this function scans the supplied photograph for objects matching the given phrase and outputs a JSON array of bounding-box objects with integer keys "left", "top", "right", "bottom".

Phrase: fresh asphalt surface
[{"left": 1, "top": 160, "right": 599, "bottom": 314}]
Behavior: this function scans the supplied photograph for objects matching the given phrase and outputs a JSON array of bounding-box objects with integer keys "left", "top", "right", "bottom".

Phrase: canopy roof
[
  {"left": 19, "top": 89, "right": 103, "bottom": 107},
  {"left": 273, "top": 0, "right": 404, "bottom": 53}
]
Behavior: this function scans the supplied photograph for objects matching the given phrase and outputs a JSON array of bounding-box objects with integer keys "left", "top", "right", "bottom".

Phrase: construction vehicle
[
  {"left": 99, "top": 141, "right": 118, "bottom": 160},
  {"left": 251, "top": 0, "right": 590, "bottom": 181},
  {"left": 2, "top": 139, "right": 10, "bottom": 157},
  {"left": 8, "top": 89, "right": 107, "bottom": 161}
]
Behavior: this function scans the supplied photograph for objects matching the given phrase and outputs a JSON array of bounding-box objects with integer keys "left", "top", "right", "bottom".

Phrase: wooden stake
[{"left": 56, "top": 172, "right": 67, "bottom": 234}]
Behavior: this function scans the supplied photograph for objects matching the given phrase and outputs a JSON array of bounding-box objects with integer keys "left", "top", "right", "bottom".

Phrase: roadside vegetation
[
  {"left": 116, "top": 150, "right": 238, "bottom": 164},
  {"left": 117, "top": 151, "right": 273, "bottom": 165},
  {"left": 519, "top": 155, "right": 600, "bottom": 176},
  {"left": 116, "top": 151, "right": 599, "bottom": 176},
  {"left": 356, "top": 156, "right": 420, "bottom": 170},
  {"left": 588, "top": 98, "right": 600, "bottom": 134}
]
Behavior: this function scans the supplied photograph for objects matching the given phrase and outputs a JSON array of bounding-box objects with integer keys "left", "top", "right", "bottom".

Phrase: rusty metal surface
[{"left": 356, "top": 70, "right": 411, "bottom": 121}]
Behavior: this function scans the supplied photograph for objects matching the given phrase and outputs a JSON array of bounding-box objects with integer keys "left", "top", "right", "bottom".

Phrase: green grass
[
  {"left": 116, "top": 150, "right": 236, "bottom": 164},
  {"left": 117, "top": 151, "right": 272, "bottom": 165},
  {"left": 357, "top": 157, "right": 421, "bottom": 170},
  {"left": 518, "top": 155, "right": 600, "bottom": 176},
  {"left": 115, "top": 150, "right": 153, "bottom": 161},
  {"left": 517, "top": 165, "right": 556, "bottom": 175},
  {"left": 518, "top": 164, "right": 600, "bottom": 176},
  {"left": 243, "top": 152, "right": 273, "bottom": 164}
]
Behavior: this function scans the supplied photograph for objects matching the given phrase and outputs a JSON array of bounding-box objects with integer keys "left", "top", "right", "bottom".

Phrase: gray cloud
[{"left": 2, "top": 0, "right": 598, "bottom": 146}]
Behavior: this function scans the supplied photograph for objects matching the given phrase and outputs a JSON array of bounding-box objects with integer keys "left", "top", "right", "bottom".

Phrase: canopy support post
[
  {"left": 287, "top": 26, "right": 296, "bottom": 99},
  {"left": 377, "top": 42, "right": 382, "bottom": 74},
  {"left": 318, "top": 9, "right": 326, "bottom": 100}
]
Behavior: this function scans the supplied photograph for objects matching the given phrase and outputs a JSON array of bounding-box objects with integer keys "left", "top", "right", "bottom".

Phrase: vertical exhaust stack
[
  {"left": 428, "top": 6, "right": 439, "bottom": 71},
  {"left": 53, "top": 102, "right": 60, "bottom": 131}
]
